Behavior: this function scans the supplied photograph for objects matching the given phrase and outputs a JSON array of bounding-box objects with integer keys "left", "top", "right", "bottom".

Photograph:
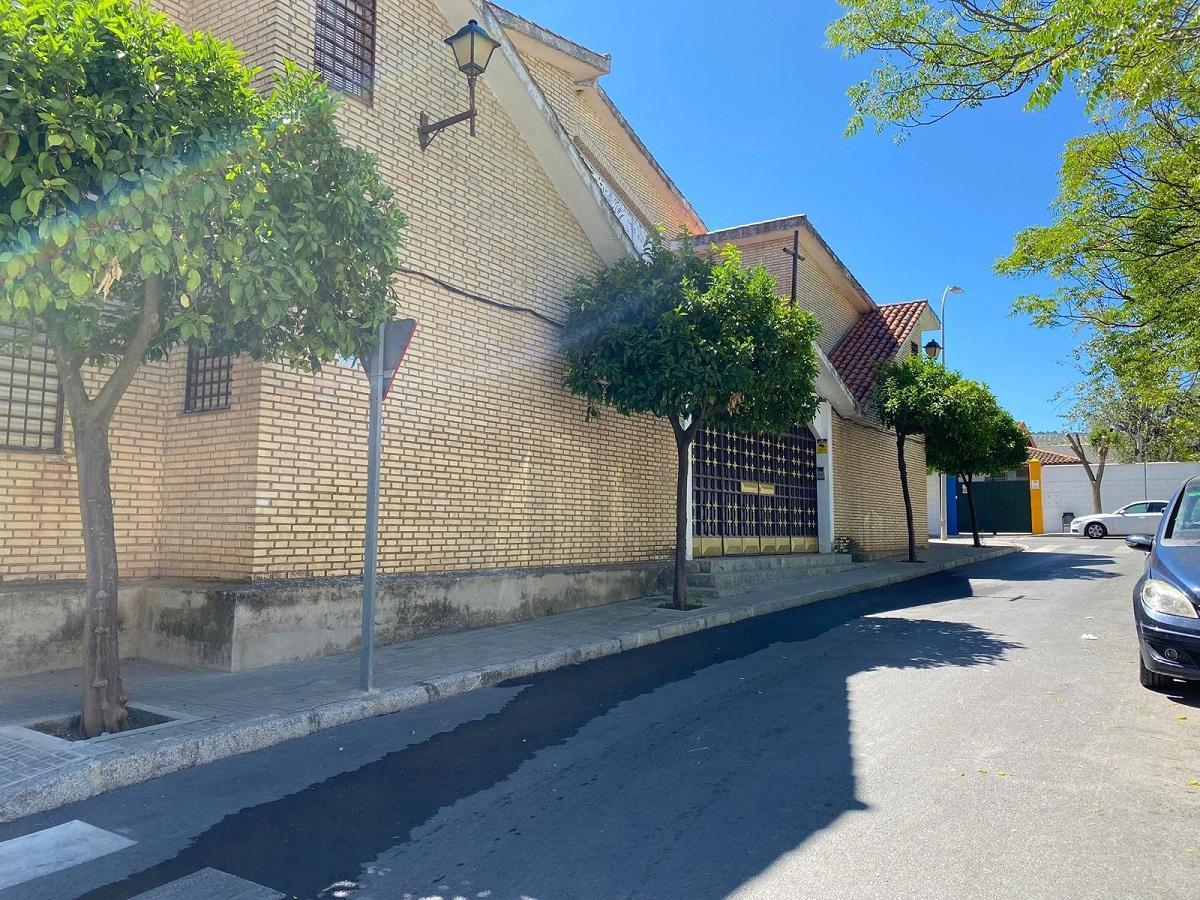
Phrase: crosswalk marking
[
  {"left": 130, "top": 868, "right": 285, "bottom": 899},
  {"left": 0, "top": 819, "right": 135, "bottom": 890}
]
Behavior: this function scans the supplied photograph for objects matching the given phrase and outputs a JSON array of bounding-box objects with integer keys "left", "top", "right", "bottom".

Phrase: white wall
[
  {"left": 927, "top": 472, "right": 941, "bottom": 537},
  {"left": 1041, "top": 462, "right": 1200, "bottom": 531}
]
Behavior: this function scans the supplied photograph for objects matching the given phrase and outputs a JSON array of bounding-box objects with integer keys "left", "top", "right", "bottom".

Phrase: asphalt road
[{"left": 3, "top": 536, "right": 1197, "bottom": 900}]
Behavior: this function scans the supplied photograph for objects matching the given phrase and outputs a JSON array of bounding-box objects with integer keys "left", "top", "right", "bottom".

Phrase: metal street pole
[
  {"left": 937, "top": 284, "right": 964, "bottom": 541},
  {"left": 360, "top": 320, "right": 385, "bottom": 692}
]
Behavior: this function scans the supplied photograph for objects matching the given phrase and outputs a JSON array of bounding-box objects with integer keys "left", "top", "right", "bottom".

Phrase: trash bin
[{"left": 1062, "top": 512, "right": 1074, "bottom": 533}]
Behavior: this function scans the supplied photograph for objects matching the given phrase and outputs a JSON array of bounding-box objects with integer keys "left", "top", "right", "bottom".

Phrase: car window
[
  {"left": 1165, "top": 488, "right": 1200, "bottom": 540},
  {"left": 1122, "top": 502, "right": 1150, "bottom": 515},
  {"left": 1148, "top": 502, "right": 1168, "bottom": 513}
]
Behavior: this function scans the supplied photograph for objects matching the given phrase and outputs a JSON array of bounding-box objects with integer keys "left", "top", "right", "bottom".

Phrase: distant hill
[{"left": 1030, "top": 431, "right": 1091, "bottom": 464}]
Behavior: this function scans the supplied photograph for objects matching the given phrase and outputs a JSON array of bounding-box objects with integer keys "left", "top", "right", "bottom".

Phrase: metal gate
[
  {"left": 692, "top": 427, "right": 819, "bottom": 557},
  {"left": 956, "top": 478, "right": 1032, "bottom": 534}
]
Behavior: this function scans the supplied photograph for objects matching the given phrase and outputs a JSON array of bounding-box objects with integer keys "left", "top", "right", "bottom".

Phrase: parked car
[
  {"left": 1070, "top": 500, "right": 1169, "bottom": 539},
  {"left": 1126, "top": 478, "right": 1200, "bottom": 689}
]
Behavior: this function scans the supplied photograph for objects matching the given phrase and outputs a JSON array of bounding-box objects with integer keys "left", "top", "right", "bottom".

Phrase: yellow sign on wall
[{"left": 816, "top": 439, "right": 828, "bottom": 455}]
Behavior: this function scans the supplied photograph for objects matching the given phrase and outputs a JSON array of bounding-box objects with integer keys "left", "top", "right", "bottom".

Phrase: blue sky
[{"left": 507, "top": 0, "right": 1087, "bottom": 430}]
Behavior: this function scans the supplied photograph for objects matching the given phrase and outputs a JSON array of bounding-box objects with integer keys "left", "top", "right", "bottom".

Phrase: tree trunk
[
  {"left": 1067, "top": 432, "right": 1105, "bottom": 514},
  {"left": 964, "top": 475, "right": 981, "bottom": 547},
  {"left": 672, "top": 423, "right": 693, "bottom": 610},
  {"left": 74, "top": 419, "right": 129, "bottom": 736},
  {"left": 896, "top": 431, "right": 916, "bottom": 562},
  {"left": 53, "top": 276, "right": 161, "bottom": 737}
]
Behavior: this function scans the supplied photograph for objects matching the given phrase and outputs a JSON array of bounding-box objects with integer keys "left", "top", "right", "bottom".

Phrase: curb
[{"left": 0, "top": 543, "right": 1022, "bottom": 823}]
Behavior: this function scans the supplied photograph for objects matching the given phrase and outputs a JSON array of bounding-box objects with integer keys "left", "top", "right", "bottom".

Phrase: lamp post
[
  {"left": 935, "top": 284, "right": 964, "bottom": 541},
  {"left": 418, "top": 19, "right": 501, "bottom": 150}
]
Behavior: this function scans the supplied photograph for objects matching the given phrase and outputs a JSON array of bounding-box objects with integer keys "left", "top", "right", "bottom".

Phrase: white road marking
[
  {"left": 0, "top": 819, "right": 135, "bottom": 890},
  {"left": 131, "top": 867, "right": 285, "bottom": 899}
]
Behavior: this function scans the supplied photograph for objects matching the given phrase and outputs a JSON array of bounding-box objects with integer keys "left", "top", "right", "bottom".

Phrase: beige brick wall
[
  {"left": 0, "top": 0, "right": 916, "bottom": 584},
  {"left": 724, "top": 233, "right": 863, "bottom": 354},
  {"left": 0, "top": 0, "right": 679, "bottom": 584},
  {"left": 239, "top": 0, "right": 677, "bottom": 579},
  {"left": 157, "top": 355, "right": 262, "bottom": 579},
  {"left": 521, "top": 55, "right": 695, "bottom": 236},
  {"left": 833, "top": 414, "right": 929, "bottom": 555},
  {"left": 0, "top": 364, "right": 165, "bottom": 582}
]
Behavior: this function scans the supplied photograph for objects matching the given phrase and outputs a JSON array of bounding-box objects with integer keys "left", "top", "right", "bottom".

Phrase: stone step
[
  {"left": 686, "top": 552, "right": 852, "bottom": 575},
  {"left": 683, "top": 552, "right": 862, "bottom": 601},
  {"left": 687, "top": 561, "right": 857, "bottom": 590}
]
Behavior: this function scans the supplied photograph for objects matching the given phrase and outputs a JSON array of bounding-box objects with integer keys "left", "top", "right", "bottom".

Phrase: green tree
[
  {"left": 926, "top": 381, "right": 1029, "bottom": 547},
  {"left": 0, "top": 1, "right": 405, "bottom": 736},
  {"left": 562, "top": 238, "right": 822, "bottom": 610},
  {"left": 1063, "top": 429, "right": 1112, "bottom": 515},
  {"left": 871, "top": 355, "right": 960, "bottom": 562},
  {"left": 1064, "top": 368, "right": 1200, "bottom": 469},
  {"left": 828, "top": 1, "right": 1200, "bottom": 387}
]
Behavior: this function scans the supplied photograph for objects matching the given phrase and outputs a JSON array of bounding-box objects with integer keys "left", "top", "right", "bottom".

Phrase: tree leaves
[
  {"left": 561, "top": 236, "right": 822, "bottom": 434},
  {"left": 0, "top": 0, "right": 404, "bottom": 373}
]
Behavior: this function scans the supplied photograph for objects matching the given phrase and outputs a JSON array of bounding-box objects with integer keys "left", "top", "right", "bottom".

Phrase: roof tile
[{"left": 828, "top": 300, "right": 930, "bottom": 407}]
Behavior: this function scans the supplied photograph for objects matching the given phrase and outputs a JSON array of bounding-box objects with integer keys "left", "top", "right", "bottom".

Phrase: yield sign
[{"left": 360, "top": 318, "right": 417, "bottom": 399}]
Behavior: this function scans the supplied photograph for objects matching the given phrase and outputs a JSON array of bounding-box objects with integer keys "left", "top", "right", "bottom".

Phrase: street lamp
[
  {"left": 936, "top": 285, "right": 963, "bottom": 542},
  {"left": 938, "top": 284, "right": 964, "bottom": 369},
  {"left": 418, "top": 19, "right": 502, "bottom": 150}
]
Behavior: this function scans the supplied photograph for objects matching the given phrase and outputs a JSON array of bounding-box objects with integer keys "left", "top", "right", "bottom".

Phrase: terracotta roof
[
  {"left": 1029, "top": 446, "right": 1078, "bottom": 466},
  {"left": 828, "top": 300, "right": 930, "bottom": 407}
]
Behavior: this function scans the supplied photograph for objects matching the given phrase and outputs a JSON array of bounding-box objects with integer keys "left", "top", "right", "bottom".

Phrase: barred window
[
  {"left": 314, "top": 0, "right": 376, "bottom": 101},
  {"left": 0, "top": 322, "right": 63, "bottom": 452},
  {"left": 183, "top": 347, "right": 232, "bottom": 413}
]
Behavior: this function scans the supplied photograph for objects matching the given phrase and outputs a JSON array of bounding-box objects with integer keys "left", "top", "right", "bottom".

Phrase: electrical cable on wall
[{"left": 397, "top": 267, "right": 565, "bottom": 330}]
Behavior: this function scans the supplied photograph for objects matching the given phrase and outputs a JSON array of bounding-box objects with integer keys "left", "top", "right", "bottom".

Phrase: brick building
[{"left": 0, "top": 0, "right": 937, "bottom": 675}]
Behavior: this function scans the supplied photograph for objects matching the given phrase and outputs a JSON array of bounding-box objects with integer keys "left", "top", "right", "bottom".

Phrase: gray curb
[{"left": 0, "top": 543, "right": 1021, "bottom": 823}]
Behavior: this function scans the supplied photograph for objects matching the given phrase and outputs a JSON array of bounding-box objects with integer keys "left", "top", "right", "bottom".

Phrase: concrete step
[
  {"left": 687, "top": 562, "right": 858, "bottom": 591},
  {"left": 684, "top": 553, "right": 861, "bottom": 600},
  {"left": 686, "top": 552, "right": 853, "bottom": 575}
]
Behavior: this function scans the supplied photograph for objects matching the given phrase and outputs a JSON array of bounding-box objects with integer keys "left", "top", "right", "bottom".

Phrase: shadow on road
[{"left": 83, "top": 570, "right": 1023, "bottom": 900}]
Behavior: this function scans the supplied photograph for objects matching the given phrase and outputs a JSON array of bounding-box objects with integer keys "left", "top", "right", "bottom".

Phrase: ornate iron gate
[{"left": 692, "top": 427, "right": 819, "bottom": 557}]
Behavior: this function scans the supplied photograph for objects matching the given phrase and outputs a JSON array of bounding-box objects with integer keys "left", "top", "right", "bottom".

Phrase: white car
[{"left": 1070, "top": 501, "right": 1169, "bottom": 539}]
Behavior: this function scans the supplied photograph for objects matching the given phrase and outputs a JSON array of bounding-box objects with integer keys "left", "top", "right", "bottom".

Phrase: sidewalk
[{"left": 0, "top": 540, "right": 1021, "bottom": 823}]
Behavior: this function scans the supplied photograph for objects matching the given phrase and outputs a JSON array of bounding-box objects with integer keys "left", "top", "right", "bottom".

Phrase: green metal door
[{"left": 956, "top": 479, "right": 1031, "bottom": 533}]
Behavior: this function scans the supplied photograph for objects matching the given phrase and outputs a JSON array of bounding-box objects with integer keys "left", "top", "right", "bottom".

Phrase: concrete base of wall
[{"left": 0, "top": 561, "right": 671, "bottom": 677}]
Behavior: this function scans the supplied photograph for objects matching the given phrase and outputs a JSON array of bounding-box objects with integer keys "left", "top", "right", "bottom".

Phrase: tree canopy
[
  {"left": 562, "top": 237, "right": 822, "bottom": 607},
  {"left": 926, "top": 381, "right": 1029, "bottom": 480},
  {"left": 871, "top": 354, "right": 961, "bottom": 561},
  {"left": 828, "top": 0, "right": 1200, "bottom": 402},
  {"left": 926, "top": 378, "right": 1028, "bottom": 546},
  {"left": 562, "top": 238, "right": 822, "bottom": 434},
  {"left": 0, "top": 1, "right": 404, "bottom": 374}
]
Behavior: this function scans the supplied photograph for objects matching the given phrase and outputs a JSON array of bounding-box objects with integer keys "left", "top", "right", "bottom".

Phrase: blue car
[{"left": 1127, "top": 476, "right": 1200, "bottom": 689}]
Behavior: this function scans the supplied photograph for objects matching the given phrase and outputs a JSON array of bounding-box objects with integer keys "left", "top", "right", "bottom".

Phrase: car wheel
[
  {"left": 1140, "top": 655, "right": 1174, "bottom": 690},
  {"left": 1085, "top": 522, "right": 1107, "bottom": 539}
]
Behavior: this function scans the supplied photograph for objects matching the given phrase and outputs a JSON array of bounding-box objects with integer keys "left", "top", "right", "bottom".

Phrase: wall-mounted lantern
[
  {"left": 418, "top": 19, "right": 501, "bottom": 151},
  {"left": 924, "top": 338, "right": 942, "bottom": 360}
]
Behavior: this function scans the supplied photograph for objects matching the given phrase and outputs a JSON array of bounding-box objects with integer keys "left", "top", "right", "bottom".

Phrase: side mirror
[{"left": 1125, "top": 534, "right": 1154, "bottom": 552}]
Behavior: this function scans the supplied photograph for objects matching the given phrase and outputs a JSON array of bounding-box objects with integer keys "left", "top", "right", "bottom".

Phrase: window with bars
[
  {"left": 183, "top": 347, "right": 232, "bottom": 413},
  {"left": 0, "top": 322, "right": 64, "bottom": 452},
  {"left": 314, "top": 0, "right": 377, "bottom": 102}
]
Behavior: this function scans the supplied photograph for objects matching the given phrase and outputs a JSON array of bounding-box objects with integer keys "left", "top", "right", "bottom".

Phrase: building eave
[
  {"left": 433, "top": 0, "right": 635, "bottom": 264},
  {"left": 487, "top": 2, "right": 611, "bottom": 81},
  {"left": 695, "top": 215, "right": 877, "bottom": 314}
]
